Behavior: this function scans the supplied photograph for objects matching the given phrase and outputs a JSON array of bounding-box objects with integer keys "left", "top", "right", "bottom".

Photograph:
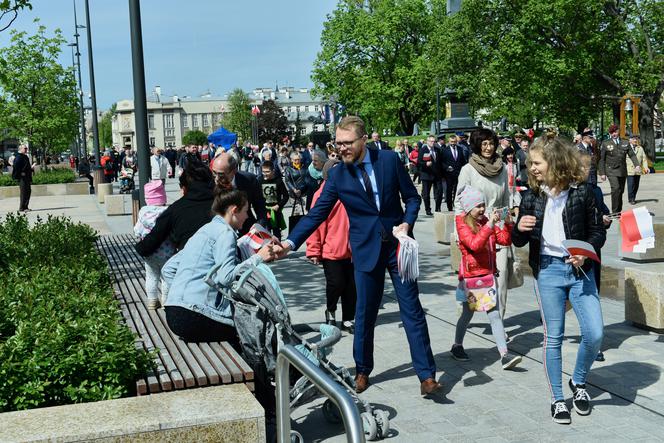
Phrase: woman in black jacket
[
  {"left": 512, "top": 134, "right": 606, "bottom": 425},
  {"left": 135, "top": 160, "right": 215, "bottom": 256}
]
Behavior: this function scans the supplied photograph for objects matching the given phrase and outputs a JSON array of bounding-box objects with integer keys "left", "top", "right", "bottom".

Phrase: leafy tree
[
  {"left": 256, "top": 99, "right": 288, "bottom": 144},
  {"left": 0, "top": 24, "right": 79, "bottom": 163},
  {"left": 222, "top": 88, "right": 251, "bottom": 142},
  {"left": 431, "top": 0, "right": 664, "bottom": 158},
  {"left": 293, "top": 111, "right": 305, "bottom": 146},
  {"left": 312, "top": 0, "right": 442, "bottom": 135},
  {"left": 0, "top": 0, "right": 32, "bottom": 32},
  {"left": 182, "top": 129, "right": 209, "bottom": 146},
  {"left": 99, "top": 103, "right": 116, "bottom": 148}
]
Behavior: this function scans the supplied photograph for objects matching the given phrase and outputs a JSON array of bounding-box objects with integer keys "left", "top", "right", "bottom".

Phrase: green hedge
[
  {"left": 0, "top": 214, "right": 153, "bottom": 412},
  {"left": 0, "top": 168, "right": 76, "bottom": 187}
]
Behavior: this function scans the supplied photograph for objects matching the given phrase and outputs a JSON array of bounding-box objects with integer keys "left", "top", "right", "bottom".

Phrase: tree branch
[
  {"left": 603, "top": 1, "right": 642, "bottom": 63},
  {"left": 0, "top": 10, "right": 18, "bottom": 33},
  {"left": 592, "top": 66, "right": 623, "bottom": 92},
  {"left": 637, "top": 14, "right": 654, "bottom": 62}
]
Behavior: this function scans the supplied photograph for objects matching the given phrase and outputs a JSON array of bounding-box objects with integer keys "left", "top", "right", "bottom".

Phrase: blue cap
[{"left": 455, "top": 131, "right": 466, "bottom": 137}]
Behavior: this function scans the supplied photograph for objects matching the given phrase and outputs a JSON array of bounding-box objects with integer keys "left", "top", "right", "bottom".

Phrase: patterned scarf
[{"left": 469, "top": 153, "right": 503, "bottom": 178}]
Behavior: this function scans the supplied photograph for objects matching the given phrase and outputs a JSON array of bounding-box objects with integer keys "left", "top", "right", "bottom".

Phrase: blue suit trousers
[{"left": 353, "top": 240, "right": 436, "bottom": 382}]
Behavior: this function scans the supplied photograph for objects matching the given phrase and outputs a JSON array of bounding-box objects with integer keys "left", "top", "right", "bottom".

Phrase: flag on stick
[
  {"left": 620, "top": 206, "right": 655, "bottom": 253},
  {"left": 562, "top": 240, "right": 601, "bottom": 263}
]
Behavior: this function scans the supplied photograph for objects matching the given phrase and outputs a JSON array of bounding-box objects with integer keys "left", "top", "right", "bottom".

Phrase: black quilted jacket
[{"left": 512, "top": 183, "right": 606, "bottom": 279}]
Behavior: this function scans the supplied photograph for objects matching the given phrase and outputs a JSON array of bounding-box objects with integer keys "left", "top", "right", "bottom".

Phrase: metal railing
[{"left": 276, "top": 344, "right": 365, "bottom": 443}]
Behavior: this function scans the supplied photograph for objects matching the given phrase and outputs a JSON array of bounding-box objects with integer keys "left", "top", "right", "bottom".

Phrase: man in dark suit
[
  {"left": 211, "top": 153, "right": 267, "bottom": 235},
  {"left": 577, "top": 129, "right": 597, "bottom": 185},
  {"left": 279, "top": 116, "right": 441, "bottom": 396},
  {"left": 441, "top": 135, "right": 467, "bottom": 211},
  {"left": 12, "top": 144, "right": 35, "bottom": 212},
  {"left": 366, "top": 132, "right": 390, "bottom": 150},
  {"left": 417, "top": 135, "right": 443, "bottom": 215},
  {"left": 598, "top": 124, "right": 640, "bottom": 213}
]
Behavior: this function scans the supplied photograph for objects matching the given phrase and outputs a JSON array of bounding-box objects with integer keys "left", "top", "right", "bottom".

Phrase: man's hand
[
  {"left": 394, "top": 222, "right": 410, "bottom": 236},
  {"left": 600, "top": 175, "right": 607, "bottom": 182},
  {"left": 426, "top": 161, "right": 432, "bottom": 167},
  {"left": 309, "top": 256, "right": 321, "bottom": 265},
  {"left": 518, "top": 215, "right": 536, "bottom": 232},
  {"left": 271, "top": 204, "right": 280, "bottom": 211},
  {"left": 602, "top": 215, "right": 612, "bottom": 226},
  {"left": 277, "top": 241, "right": 292, "bottom": 259}
]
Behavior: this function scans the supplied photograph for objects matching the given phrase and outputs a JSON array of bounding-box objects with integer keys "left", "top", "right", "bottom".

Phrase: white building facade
[{"left": 112, "top": 87, "right": 328, "bottom": 149}]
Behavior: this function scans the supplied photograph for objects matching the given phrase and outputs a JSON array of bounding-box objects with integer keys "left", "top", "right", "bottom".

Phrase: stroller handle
[{"left": 311, "top": 325, "right": 342, "bottom": 350}]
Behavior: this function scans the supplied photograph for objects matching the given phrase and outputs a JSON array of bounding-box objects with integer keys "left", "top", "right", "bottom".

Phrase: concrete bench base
[
  {"left": 0, "top": 384, "right": 265, "bottom": 443},
  {"left": 105, "top": 194, "right": 132, "bottom": 215},
  {"left": 433, "top": 211, "right": 455, "bottom": 244},
  {"left": 97, "top": 183, "right": 113, "bottom": 203},
  {"left": 625, "top": 265, "right": 664, "bottom": 332},
  {"left": 0, "top": 182, "right": 88, "bottom": 199}
]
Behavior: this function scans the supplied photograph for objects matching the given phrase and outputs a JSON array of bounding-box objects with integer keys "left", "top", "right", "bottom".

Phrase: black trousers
[
  {"left": 627, "top": 175, "right": 640, "bottom": 202},
  {"left": 607, "top": 175, "right": 626, "bottom": 213},
  {"left": 322, "top": 258, "right": 357, "bottom": 322},
  {"left": 444, "top": 175, "right": 459, "bottom": 211},
  {"left": 165, "top": 306, "right": 240, "bottom": 346},
  {"left": 19, "top": 177, "right": 31, "bottom": 210},
  {"left": 421, "top": 179, "right": 443, "bottom": 212}
]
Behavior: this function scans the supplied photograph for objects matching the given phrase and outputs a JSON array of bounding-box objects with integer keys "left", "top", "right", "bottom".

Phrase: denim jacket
[{"left": 162, "top": 215, "right": 263, "bottom": 326}]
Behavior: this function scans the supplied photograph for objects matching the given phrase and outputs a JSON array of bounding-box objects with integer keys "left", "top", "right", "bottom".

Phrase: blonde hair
[
  {"left": 337, "top": 115, "right": 366, "bottom": 138},
  {"left": 463, "top": 213, "right": 479, "bottom": 233},
  {"left": 527, "top": 133, "right": 585, "bottom": 193}
]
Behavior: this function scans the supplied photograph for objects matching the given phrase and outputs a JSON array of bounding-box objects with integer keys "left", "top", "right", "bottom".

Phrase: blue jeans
[{"left": 535, "top": 255, "right": 603, "bottom": 402}]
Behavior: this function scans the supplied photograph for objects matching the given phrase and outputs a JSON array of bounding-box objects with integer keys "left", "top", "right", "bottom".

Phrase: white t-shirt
[{"left": 540, "top": 187, "right": 569, "bottom": 257}]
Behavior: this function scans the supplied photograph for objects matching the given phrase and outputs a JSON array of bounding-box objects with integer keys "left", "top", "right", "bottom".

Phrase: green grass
[
  {"left": 0, "top": 168, "right": 76, "bottom": 187},
  {"left": 653, "top": 161, "right": 664, "bottom": 171}
]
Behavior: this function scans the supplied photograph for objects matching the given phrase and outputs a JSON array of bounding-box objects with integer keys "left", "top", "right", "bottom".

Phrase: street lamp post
[
  {"left": 67, "top": 44, "right": 81, "bottom": 158},
  {"left": 83, "top": 0, "right": 100, "bottom": 167},
  {"left": 70, "top": 1, "right": 87, "bottom": 161}
]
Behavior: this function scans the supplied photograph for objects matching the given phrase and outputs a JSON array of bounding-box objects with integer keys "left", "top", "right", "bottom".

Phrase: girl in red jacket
[
  {"left": 451, "top": 185, "right": 522, "bottom": 370},
  {"left": 306, "top": 159, "right": 357, "bottom": 333}
]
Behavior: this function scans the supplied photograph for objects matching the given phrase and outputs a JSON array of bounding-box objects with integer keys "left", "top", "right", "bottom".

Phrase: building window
[
  {"left": 165, "top": 128, "right": 174, "bottom": 137},
  {"left": 296, "top": 106, "right": 300, "bottom": 113},
  {"left": 300, "top": 128, "right": 307, "bottom": 135},
  {"left": 304, "top": 106, "right": 309, "bottom": 112},
  {"left": 202, "top": 114, "right": 209, "bottom": 127},
  {"left": 182, "top": 114, "right": 188, "bottom": 128},
  {"left": 164, "top": 113, "right": 174, "bottom": 129},
  {"left": 192, "top": 114, "right": 199, "bottom": 128},
  {"left": 148, "top": 114, "right": 155, "bottom": 130},
  {"left": 314, "top": 105, "right": 319, "bottom": 112},
  {"left": 149, "top": 137, "right": 155, "bottom": 147},
  {"left": 287, "top": 107, "right": 292, "bottom": 113}
]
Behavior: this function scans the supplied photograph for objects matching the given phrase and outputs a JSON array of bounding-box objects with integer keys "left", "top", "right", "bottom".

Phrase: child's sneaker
[
  {"left": 147, "top": 298, "right": 161, "bottom": 310},
  {"left": 450, "top": 344, "right": 470, "bottom": 361},
  {"left": 551, "top": 400, "right": 571, "bottom": 424},
  {"left": 501, "top": 352, "right": 522, "bottom": 370},
  {"left": 569, "top": 379, "right": 591, "bottom": 415}
]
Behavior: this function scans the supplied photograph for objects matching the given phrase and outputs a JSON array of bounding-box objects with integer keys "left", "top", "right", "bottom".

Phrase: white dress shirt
[{"left": 540, "top": 187, "right": 569, "bottom": 257}]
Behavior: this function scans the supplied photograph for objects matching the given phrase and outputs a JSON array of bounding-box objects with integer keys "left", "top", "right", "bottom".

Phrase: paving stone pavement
[{"left": 1, "top": 172, "right": 663, "bottom": 442}]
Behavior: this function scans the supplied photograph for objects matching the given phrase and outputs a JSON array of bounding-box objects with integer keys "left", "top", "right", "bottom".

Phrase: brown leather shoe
[
  {"left": 354, "top": 374, "right": 370, "bottom": 393},
  {"left": 420, "top": 378, "right": 442, "bottom": 396}
]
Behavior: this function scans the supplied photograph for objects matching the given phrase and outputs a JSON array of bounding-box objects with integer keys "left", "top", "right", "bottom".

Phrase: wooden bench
[{"left": 96, "top": 234, "right": 254, "bottom": 396}]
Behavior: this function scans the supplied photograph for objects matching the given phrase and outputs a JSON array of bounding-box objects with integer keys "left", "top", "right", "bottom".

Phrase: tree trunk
[
  {"left": 611, "top": 103, "right": 621, "bottom": 126},
  {"left": 398, "top": 108, "right": 415, "bottom": 136},
  {"left": 638, "top": 94, "right": 657, "bottom": 162}
]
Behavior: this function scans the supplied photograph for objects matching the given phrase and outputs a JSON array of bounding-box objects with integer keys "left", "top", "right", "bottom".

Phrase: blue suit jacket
[{"left": 288, "top": 148, "right": 421, "bottom": 272}]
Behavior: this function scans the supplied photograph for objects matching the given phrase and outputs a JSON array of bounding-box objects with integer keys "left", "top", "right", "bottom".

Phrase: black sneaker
[
  {"left": 450, "top": 345, "right": 470, "bottom": 361},
  {"left": 595, "top": 351, "right": 605, "bottom": 362},
  {"left": 501, "top": 352, "right": 522, "bottom": 370},
  {"left": 569, "top": 379, "right": 591, "bottom": 415},
  {"left": 551, "top": 400, "right": 571, "bottom": 424}
]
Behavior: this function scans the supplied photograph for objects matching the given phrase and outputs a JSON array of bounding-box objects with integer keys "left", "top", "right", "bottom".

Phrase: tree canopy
[
  {"left": 99, "top": 103, "right": 117, "bottom": 148},
  {"left": 256, "top": 99, "right": 288, "bottom": 144},
  {"left": 0, "top": 24, "right": 79, "bottom": 159},
  {"left": 182, "top": 129, "right": 208, "bottom": 146},
  {"left": 222, "top": 88, "right": 252, "bottom": 142}
]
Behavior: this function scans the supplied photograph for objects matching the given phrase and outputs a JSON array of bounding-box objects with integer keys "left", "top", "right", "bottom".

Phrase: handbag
[
  {"left": 507, "top": 245, "right": 524, "bottom": 289},
  {"left": 288, "top": 197, "right": 306, "bottom": 233},
  {"left": 460, "top": 238, "right": 497, "bottom": 312}
]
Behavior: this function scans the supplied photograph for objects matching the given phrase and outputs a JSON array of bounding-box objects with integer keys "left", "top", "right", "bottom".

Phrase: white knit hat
[{"left": 458, "top": 185, "right": 486, "bottom": 214}]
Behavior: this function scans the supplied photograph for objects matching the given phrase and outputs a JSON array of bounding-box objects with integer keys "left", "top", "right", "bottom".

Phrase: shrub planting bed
[
  {"left": 0, "top": 168, "right": 76, "bottom": 186},
  {"left": 0, "top": 213, "right": 152, "bottom": 412}
]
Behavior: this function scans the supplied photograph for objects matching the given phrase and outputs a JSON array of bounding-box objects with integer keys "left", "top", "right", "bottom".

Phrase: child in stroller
[{"left": 119, "top": 166, "right": 135, "bottom": 194}]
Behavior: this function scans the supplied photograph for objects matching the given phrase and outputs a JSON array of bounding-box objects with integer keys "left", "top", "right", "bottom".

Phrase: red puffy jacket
[
  {"left": 306, "top": 181, "right": 352, "bottom": 261},
  {"left": 456, "top": 214, "right": 512, "bottom": 278}
]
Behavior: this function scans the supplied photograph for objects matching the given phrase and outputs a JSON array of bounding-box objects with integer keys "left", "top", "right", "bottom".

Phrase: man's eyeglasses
[
  {"left": 213, "top": 170, "right": 231, "bottom": 181},
  {"left": 335, "top": 136, "right": 363, "bottom": 148}
]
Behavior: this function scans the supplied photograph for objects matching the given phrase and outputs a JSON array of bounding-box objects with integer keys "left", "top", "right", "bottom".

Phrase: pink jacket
[{"left": 306, "top": 182, "right": 352, "bottom": 261}]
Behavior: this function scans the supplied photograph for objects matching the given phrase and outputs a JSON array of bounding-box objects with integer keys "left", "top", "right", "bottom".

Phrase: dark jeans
[
  {"left": 421, "top": 179, "right": 443, "bottom": 212},
  {"left": 19, "top": 177, "right": 31, "bottom": 210},
  {"left": 165, "top": 306, "right": 240, "bottom": 346},
  {"left": 607, "top": 175, "right": 626, "bottom": 213},
  {"left": 322, "top": 258, "right": 357, "bottom": 322},
  {"left": 82, "top": 173, "right": 94, "bottom": 188},
  {"left": 627, "top": 175, "right": 641, "bottom": 203},
  {"left": 444, "top": 175, "right": 459, "bottom": 211}
]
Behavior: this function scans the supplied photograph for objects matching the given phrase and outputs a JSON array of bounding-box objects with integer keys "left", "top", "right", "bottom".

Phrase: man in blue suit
[{"left": 279, "top": 116, "right": 441, "bottom": 396}]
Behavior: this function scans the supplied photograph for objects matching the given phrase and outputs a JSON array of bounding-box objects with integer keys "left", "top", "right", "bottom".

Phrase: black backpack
[{"left": 104, "top": 159, "right": 114, "bottom": 172}]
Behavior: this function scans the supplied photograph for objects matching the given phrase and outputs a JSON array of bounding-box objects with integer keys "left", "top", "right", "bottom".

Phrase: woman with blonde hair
[{"left": 512, "top": 134, "right": 606, "bottom": 424}]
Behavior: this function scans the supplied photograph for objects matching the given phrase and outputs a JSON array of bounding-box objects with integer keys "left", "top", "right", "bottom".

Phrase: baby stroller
[
  {"left": 204, "top": 262, "right": 391, "bottom": 441},
  {"left": 119, "top": 167, "right": 135, "bottom": 194}
]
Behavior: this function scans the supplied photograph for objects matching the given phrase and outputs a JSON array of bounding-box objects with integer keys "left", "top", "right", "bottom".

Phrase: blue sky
[{"left": 0, "top": 0, "right": 337, "bottom": 109}]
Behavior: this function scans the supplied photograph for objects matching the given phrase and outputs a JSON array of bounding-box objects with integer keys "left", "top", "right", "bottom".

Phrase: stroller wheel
[
  {"left": 322, "top": 399, "right": 342, "bottom": 424},
  {"left": 361, "top": 412, "right": 378, "bottom": 441},
  {"left": 290, "top": 430, "right": 303, "bottom": 443},
  {"left": 375, "top": 409, "right": 390, "bottom": 439}
]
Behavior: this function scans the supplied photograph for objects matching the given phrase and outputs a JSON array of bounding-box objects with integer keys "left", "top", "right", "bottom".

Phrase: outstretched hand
[{"left": 276, "top": 241, "right": 292, "bottom": 259}]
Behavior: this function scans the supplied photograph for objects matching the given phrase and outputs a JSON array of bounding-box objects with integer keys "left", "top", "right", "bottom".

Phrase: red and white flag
[
  {"left": 620, "top": 206, "right": 655, "bottom": 253},
  {"left": 237, "top": 223, "right": 275, "bottom": 260},
  {"left": 562, "top": 240, "right": 601, "bottom": 263}
]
